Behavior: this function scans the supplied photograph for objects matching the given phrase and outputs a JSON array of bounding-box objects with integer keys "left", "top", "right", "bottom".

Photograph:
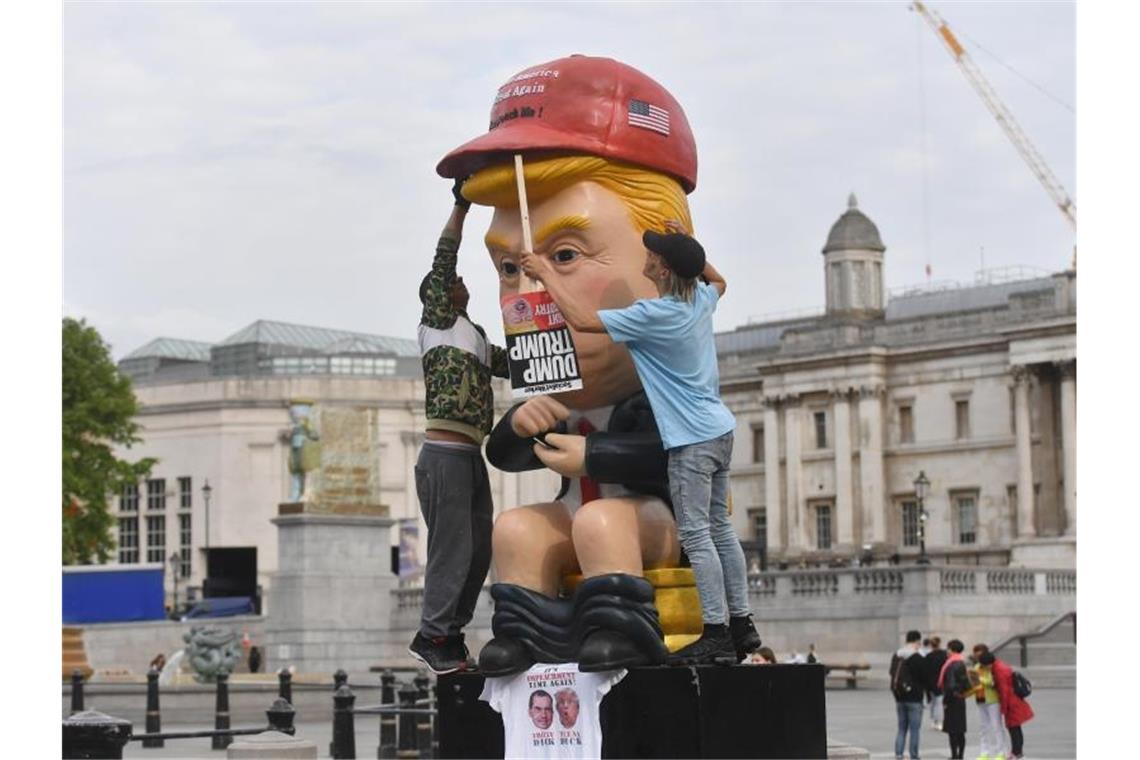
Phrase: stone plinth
[
  {"left": 264, "top": 505, "right": 396, "bottom": 675},
  {"left": 227, "top": 731, "right": 318, "bottom": 758}
]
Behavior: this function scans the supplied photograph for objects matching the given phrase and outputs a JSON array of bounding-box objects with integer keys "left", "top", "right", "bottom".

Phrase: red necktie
[{"left": 577, "top": 417, "right": 601, "bottom": 505}]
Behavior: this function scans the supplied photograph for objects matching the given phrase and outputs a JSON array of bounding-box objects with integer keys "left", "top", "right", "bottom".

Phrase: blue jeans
[
  {"left": 667, "top": 432, "right": 750, "bottom": 625},
  {"left": 895, "top": 701, "right": 923, "bottom": 759}
]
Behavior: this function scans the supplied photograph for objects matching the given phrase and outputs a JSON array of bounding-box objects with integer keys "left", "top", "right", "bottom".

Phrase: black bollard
[
  {"left": 70, "top": 669, "right": 85, "bottom": 715},
  {"left": 413, "top": 672, "right": 432, "bottom": 759},
  {"left": 430, "top": 684, "right": 439, "bottom": 758},
  {"left": 332, "top": 683, "right": 357, "bottom": 759},
  {"left": 378, "top": 670, "right": 396, "bottom": 759},
  {"left": 396, "top": 682, "right": 418, "bottom": 759},
  {"left": 143, "top": 667, "right": 164, "bottom": 747},
  {"left": 62, "top": 709, "right": 132, "bottom": 759},
  {"left": 266, "top": 697, "right": 296, "bottom": 735},
  {"left": 329, "top": 670, "right": 348, "bottom": 757},
  {"left": 212, "top": 673, "right": 232, "bottom": 750},
  {"left": 278, "top": 668, "right": 293, "bottom": 705}
]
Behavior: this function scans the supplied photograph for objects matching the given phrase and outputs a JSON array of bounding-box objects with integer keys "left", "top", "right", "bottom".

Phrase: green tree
[{"left": 62, "top": 317, "right": 155, "bottom": 564}]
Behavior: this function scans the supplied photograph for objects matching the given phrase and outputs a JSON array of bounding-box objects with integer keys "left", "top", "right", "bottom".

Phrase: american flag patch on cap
[{"left": 627, "top": 99, "right": 670, "bottom": 136}]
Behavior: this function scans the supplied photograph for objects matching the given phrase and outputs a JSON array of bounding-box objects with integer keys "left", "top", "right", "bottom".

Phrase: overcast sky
[{"left": 63, "top": 1, "right": 1076, "bottom": 359}]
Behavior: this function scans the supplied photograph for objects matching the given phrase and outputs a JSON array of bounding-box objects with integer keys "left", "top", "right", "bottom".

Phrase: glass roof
[
  {"left": 122, "top": 337, "right": 214, "bottom": 362},
  {"left": 218, "top": 319, "right": 418, "bottom": 357}
]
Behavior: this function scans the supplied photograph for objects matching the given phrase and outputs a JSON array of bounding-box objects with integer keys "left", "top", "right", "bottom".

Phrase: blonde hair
[
  {"left": 462, "top": 154, "right": 693, "bottom": 236},
  {"left": 664, "top": 270, "right": 697, "bottom": 303}
]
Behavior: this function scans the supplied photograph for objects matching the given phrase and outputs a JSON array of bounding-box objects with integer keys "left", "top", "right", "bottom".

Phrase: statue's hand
[
  {"left": 533, "top": 432, "right": 587, "bottom": 477},
  {"left": 510, "top": 395, "right": 570, "bottom": 437}
]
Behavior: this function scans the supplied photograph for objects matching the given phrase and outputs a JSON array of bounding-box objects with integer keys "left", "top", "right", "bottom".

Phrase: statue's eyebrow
[
  {"left": 534, "top": 215, "right": 590, "bottom": 247},
  {"left": 484, "top": 232, "right": 512, "bottom": 252}
]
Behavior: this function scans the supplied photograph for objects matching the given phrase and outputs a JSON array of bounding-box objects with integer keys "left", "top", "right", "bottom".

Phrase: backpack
[
  {"left": 1011, "top": 670, "right": 1032, "bottom": 699},
  {"left": 890, "top": 653, "right": 919, "bottom": 699}
]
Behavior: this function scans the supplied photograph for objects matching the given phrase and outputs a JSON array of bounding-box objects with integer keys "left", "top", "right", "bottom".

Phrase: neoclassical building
[{"left": 718, "top": 195, "right": 1076, "bottom": 570}]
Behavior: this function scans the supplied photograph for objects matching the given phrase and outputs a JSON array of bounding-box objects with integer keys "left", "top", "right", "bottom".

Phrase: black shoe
[
  {"left": 578, "top": 629, "right": 662, "bottom": 672},
  {"left": 450, "top": 633, "right": 477, "bottom": 671},
  {"left": 477, "top": 636, "right": 534, "bottom": 677},
  {"left": 409, "top": 632, "right": 465, "bottom": 675},
  {"left": 667, "top": 624, "right": 737, "bottom": 666},
  {"left": 729, "top": 615, "right": 762, "bottom": 661}
]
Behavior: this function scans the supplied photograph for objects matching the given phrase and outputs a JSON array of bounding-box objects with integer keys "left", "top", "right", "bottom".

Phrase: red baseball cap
[{"left": 436, "top": 55, "right": 698, "bottom": 193}]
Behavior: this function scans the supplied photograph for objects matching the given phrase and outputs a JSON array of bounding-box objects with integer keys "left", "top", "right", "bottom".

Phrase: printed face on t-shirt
[
  {"left": 528, "top": 691, "right": 553, "bottom": 730},
  {"left": 555, "top": 688, "right": 580, "bottom": 728}
]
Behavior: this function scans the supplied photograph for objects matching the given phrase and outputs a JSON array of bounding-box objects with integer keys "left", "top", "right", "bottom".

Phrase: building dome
[{"left": 822, "top": 194, "right": 885, "bottom": 253}]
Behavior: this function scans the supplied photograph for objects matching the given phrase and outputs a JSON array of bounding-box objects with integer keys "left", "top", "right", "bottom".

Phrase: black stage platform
[{"left": 437, "top": 663, "right": 827, "bottom": 759}]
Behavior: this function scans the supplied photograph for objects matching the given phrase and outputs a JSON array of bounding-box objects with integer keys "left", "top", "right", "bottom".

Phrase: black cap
[{"left": 643, "top": 230, "right": 706, "bottom": 279}]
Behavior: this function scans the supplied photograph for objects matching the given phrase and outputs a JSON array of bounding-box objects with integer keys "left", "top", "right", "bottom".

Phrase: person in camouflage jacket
[{"left": 408, "top": 179, "right": 509, "bottom": 675}]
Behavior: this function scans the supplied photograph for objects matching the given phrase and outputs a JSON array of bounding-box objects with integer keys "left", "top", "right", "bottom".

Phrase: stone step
[
  {"left": 1020, "top": 665, "right": 1075, "bottom": 689},
  {"left": 1022, "top": 642, "right": 1076, "bottom": 666}
]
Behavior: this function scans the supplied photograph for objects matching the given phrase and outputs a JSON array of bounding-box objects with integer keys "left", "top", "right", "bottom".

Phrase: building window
[
  {"left": 751, "top": 508, "right": 767, "bottom": 552},
  {"left": 178, "top": 513, "right": 192, "bottom": 578},
  {"left": 146, "top": 515, "right": 166, "bottom": 563},
  {"left": 147, "top": 478, "right": 166, "bottom": 511},
  {"left": 955, "top": 400, "right": 970, "bottom": 440},
  {"left": 118, "top": 517, "right": 139, "bottom": 564},
  {"left": 956, "top": 495, "right": 977, "bottom": 544},
  {"left": 814, "top": 411, "right": 827, "bottom": 449},
  {"left": 816, "top": 504, "right": 832, "bottom": 550},
  {"left": 899, "top": 405, "right": 914, "bottom": 444},
  {"left": 120, "top": 482, "right": 139, "bottom": 513},
  {"left": 1009, "top": 388, "right": 1017, "bottom": 434},
  {"left": 751, "top": 425, "right": 765, "bottom": 463},
  {"left": 901, "top": 500, "right": 920, "bottom": 547},
  {"left": 178, "top": 477, "right": 192, "bottom": 509}
]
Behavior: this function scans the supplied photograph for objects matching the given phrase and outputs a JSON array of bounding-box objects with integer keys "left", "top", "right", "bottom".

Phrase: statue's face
[{"left": 485, "top": 180, "right": 658, "bottom": 409}]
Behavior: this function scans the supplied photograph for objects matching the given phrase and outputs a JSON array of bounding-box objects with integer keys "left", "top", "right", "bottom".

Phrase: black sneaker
[
  {"left": 450, "top": 632, "right": 477, "bottom": 671},
  {"left": 667, "top": 624, "right": 737, "bottom": 666},
  {"left": 729, "top": 615, "right": 762, "bottom": 661},
  {"left": 408, "top": 632, "right": 465, "bottom": 675}
]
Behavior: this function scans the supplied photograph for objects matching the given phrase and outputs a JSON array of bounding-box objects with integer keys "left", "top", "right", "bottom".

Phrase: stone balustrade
[{"left": 388, "top": 565, "right": 1075, "bottom": 662}]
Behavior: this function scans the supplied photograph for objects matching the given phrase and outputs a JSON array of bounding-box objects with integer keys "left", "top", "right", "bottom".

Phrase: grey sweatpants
[{"left": 414, "top": 441, "right": 493, "bottom": 638}]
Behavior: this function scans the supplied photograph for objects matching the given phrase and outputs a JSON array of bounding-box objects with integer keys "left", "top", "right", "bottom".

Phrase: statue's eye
[
  {"left": 501, "top": 260, "right": 519, "bottom": 276},
  {"left": 553, "top": 249, "right": 579, "bottom": 264}
]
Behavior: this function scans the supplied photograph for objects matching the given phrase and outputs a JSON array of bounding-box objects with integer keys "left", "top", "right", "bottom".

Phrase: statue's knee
[
  {"left": 492, "top": 509, "right": 531, "bottom": 553},
  {"left": 570, "top": 502, "right": 611, "bottom": 548}
]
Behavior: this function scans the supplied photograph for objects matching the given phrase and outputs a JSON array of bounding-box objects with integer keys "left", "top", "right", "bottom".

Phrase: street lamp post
[
  {"left": 914, "top": 470, "right": 931, "bottom": 565},
  {"left": 202, "top": 479, "right": 213, "bottom": 597}
]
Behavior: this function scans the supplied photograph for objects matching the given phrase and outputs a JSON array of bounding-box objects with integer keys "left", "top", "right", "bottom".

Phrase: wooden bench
[{"left": 823, "top": 663, "right": 870, "bottom": 689}]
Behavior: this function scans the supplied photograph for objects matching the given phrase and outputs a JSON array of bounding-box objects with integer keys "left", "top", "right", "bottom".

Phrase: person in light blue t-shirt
[{"left": 521, "top": 219, "right": 761, "bottom": 666}]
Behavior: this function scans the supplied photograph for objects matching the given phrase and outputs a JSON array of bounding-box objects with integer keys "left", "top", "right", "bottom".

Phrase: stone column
[
  {"left": 1057, "top": 360, "right": 1076, "bottom": 535},
  {"left": 783, "top": 396, "right": 804, "bottom": 552},
  {"left": 1012, "top": 365, "right": 1037, "bottom": 539},
  {"left": 763, "top": 397, "right": 783, "bottom": 554},
  {"left": 857, "top": 385, "right": 886, "bottom": 545},
  {"left": 832, "top": 389, "right": 855, "bottom": 549}
]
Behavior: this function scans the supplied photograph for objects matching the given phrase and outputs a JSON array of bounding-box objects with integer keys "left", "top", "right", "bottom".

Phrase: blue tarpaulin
[{"left": 62, "top": 565, "right": 166, "bottom": 623}]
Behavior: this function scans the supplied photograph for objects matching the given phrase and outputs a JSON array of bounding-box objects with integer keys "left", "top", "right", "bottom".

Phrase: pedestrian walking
[
  {"left": 937, "top": 639, "right": 969, "bottom": 760},
  {"left": 925, "top": 636, "right": 947, "bottom": 730},
  {"left": 890, "top": 630, "right": 927, "bottom": 760},
  {"left": 979, "top": 650, "right": 1034, "bottom": 760}
]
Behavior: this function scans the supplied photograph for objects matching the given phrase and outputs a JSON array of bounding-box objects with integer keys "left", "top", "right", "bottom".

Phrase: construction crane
[{"left": 911, "top": 1, "right": 1076, "bottom": 230}]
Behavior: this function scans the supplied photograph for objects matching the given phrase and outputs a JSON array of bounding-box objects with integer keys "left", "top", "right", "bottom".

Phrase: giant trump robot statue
[{"left": 437, "top": 55, "right": 699, "bottom": 676}]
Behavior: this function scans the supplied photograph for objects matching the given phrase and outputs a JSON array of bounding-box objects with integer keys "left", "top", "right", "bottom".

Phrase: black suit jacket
[{"left": 485, "top": 391, "right": 672, "bottom": 511}]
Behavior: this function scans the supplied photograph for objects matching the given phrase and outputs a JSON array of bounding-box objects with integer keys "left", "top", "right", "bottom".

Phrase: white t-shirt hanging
[{"left": 480, "top": 662, "right": 626, "bottom": 759}]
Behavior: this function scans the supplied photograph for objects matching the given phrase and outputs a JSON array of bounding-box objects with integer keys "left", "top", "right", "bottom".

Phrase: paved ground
[
  {"left": 827, "top": 687, "right": 1075, "bottom": 759},
  {"left": 68, "top": 684, "right": 1076, "bottom": 759}
]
